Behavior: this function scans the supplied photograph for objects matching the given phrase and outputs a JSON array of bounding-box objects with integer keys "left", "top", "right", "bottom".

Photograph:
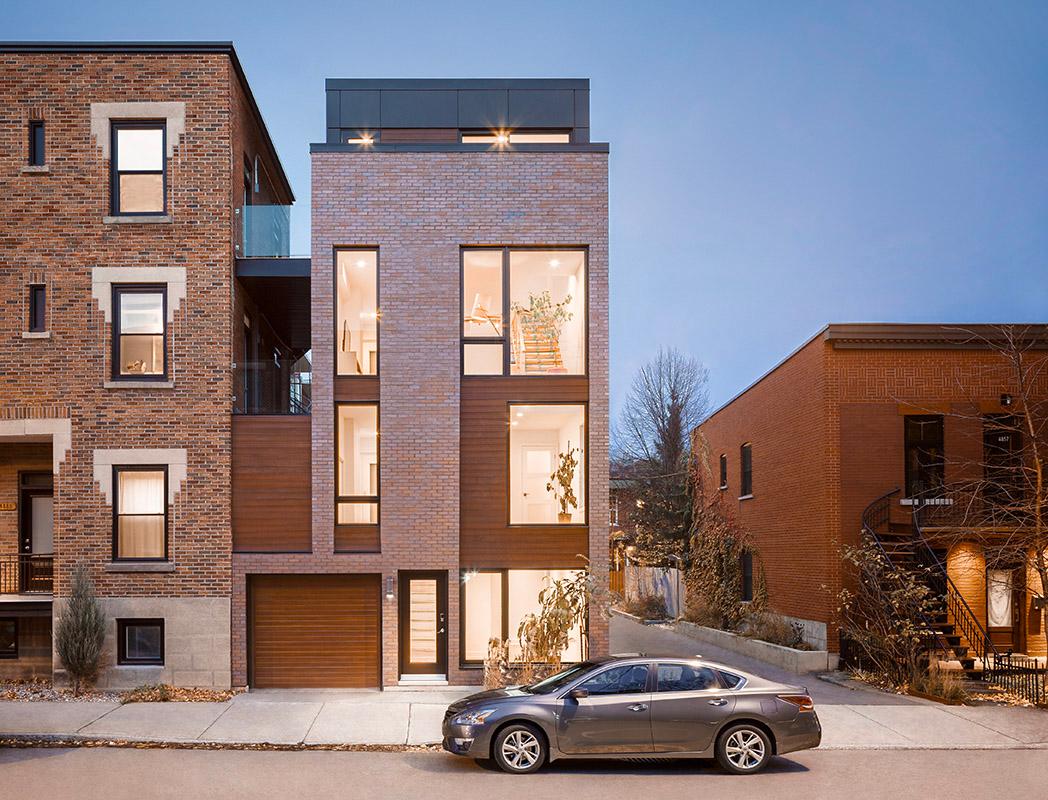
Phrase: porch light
[
  {"left": 461, "top": 569, "right": 478, "bottom": 584},
  {"left": 385, "top": 576, "right": 395, "bottom": 600},
  {"left": 1000, "top": 393, "right": 1013, "bottom": 407}
]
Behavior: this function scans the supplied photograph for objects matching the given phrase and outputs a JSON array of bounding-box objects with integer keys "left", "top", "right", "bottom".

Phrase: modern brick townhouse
[
  {"left": 1, "top": 44, "right": 610, "bottom": 690},
  {"left": 697, "top": 324, "right": 1048, "bottom": 671}
]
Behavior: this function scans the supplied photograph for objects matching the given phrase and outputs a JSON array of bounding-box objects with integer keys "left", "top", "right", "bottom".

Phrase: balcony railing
[
  {"left": 0, "top": 554, "right": 54, "bottom": 594},
  {"left": 234, "top": 355, "right": 312, "bottom": 415},
  {"left": 237, "top": 205, "right": 291, "bottom": 258}
]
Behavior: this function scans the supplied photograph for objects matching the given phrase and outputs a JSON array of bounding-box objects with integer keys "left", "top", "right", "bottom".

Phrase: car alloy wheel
[
  {"left": 716, "top": 724, "right": 771, "bottom": 774},
  {"left": 493, "top": 724, "right": 545, "bottom": 774}
]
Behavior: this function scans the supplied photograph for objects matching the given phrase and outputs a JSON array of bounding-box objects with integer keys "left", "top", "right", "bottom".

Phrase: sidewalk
[
  {"left": 0, "top": 619, "right": 1045, "bottom": 751},
  {"left": 0, "top": 688, "right": 472, "bottom": 747}
]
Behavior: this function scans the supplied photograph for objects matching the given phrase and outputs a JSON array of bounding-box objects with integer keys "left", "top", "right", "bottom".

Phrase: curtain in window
[{"left": 118, "top": 471, "right": 164, "bottom": 558}]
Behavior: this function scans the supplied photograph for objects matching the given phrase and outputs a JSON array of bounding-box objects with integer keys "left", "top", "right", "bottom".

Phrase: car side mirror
[{"left": 567, "top": 688, "right": 589, "bottom": 700}]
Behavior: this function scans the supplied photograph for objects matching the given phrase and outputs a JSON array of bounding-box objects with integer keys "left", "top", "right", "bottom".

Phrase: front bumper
[
  {"left": 774, "top": 710, "right": 822, "bottom": 755},
  {"left": 441, "top": 721, "right": 496, "bottom": 758}
]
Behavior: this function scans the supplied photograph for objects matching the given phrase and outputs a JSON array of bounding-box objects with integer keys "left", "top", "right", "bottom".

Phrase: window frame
[
  {"left": 112, "top": 464, "right": 169, "bottom": 562},
  {"left": 0, "top": 618, "right": 16, "bottom": 659},
  {"left": 460, "top": 246, "right": 589, "bottom": 378},
  {"left": 719, "top": 453, "right": 728, "bottom": 490},
  {"left": 333, "top": 246, "right": 381, "bottom": 378},
  {"left": 28, "top": 284, "right": 46, "bottom": 333},
  {"left": 29, "top": 120, "right": 45, "bottom": 166},
  {"left": 110, "top": 120, "right": 167, "bottom": 216},
  {"left": 740, "top": 443, "right": 753, "bottom": 498},
  {"left": 459, "top": 568, "right": 589, "bottom": 668},
  {"left": 334, "top": 401, "right": 380, "bottom": 528},
  {"left": 111, "top": 284, "right": 168, "bottom": 382},
  {"left": 116, "top": 618, "right": 165, "bottom": 666},
  {"left": 507, "top": 401, "right": 588, "bottom": 527},
  {"left": 904, "top": 415, "right": 945, "bottom": 499}
]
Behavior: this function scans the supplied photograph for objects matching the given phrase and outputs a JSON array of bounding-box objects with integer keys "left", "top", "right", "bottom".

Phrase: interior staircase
[
  {"left": 861, "top": 489, "right": 997, "bottom": 682},
  {"left": 512, "top": 313, "right": 564, "bottom": 374}
]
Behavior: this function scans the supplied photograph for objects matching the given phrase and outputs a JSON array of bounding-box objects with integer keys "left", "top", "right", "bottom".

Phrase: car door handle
[
  {"left": 707, "top": 698, "right": 728, "bottom": 707},
  {"left": 628, "top": 704, "right": 648, "bottom": 712}
]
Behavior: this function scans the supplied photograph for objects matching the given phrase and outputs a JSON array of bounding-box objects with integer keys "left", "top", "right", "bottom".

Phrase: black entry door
[
  {"left": 18, "top": 472, "right": 53, "bottom": 592},
  {"left": 399, "top": 571, "right": 448, "bottom": 676}
]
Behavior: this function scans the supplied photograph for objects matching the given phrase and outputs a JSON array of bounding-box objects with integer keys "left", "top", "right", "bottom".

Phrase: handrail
[
  {"left": 911, "top": 501, "right": 998, "bottom": 665},
  {"left": 0, "top": 553, "right": 54, "bottom": 594}
]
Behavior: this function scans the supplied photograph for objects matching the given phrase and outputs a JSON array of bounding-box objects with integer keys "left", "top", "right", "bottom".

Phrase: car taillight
[{"left": 778, "top": 694, "right": 814, "bottom": 712}]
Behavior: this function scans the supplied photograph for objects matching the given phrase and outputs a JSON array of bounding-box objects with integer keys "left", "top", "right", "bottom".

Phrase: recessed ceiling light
[
  {"left": 356, "top": 259, "right": 366, "bottom": 269},
  {"left": 550, "top": 258, "right": 560, "bottom": 268}
]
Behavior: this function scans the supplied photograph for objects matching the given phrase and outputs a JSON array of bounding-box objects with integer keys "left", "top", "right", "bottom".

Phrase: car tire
[
  {"left": 492, "top": 723, "right": 546, "bottom": 774},
  {"left": 715, "top": 723, "right": 772, "bottom": 775}
]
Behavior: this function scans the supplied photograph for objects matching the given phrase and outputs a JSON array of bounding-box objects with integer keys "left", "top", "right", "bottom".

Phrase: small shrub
[
  {"left": 744, "top": 613, "right": 811, "bottom": 650},
  {"left": 54, "top": 564, "right": 106, "bottom": 696},
  {"left": 910, "top": 669, "right": 968, "bottom": 704},
  {"left": 683, "top": 603, "right": 728, "bottom": 630},
  {"left": 622, "top": 593, "right": 668, "bottom": 620}
]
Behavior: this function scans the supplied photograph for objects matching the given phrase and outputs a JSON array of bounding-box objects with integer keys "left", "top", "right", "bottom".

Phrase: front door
[
  {"left": 399, "top": 571, "right": 448, "bottom": 678},
  {"left": 18, "top": 472, "right": 54, "bottom": 593},
  {"left": 650, "top": 662, "right": 736, "bottom": 752},
  {"left": 987, "top": 569, "right": 1023, "bottom": 651},
  {"left": 557, "top": 662, "right": 654, "bottom": 754}
]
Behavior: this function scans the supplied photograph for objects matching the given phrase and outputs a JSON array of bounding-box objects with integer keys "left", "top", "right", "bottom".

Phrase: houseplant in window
[
  {"left": 511, "top": 290, "right": 573, "bottom": 374},
  {"left": 547, "top": 445, "right": 579, "bottom": 523}
]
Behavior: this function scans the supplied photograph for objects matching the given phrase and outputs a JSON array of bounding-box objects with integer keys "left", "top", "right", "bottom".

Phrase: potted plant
[{"left": 547, "top": 446, "right": 580, "bottom": 523}]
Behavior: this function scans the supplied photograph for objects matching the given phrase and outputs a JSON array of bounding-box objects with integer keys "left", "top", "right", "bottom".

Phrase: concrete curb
[{"left": 0, "top": 734, "right": 442, "bottom": 752}]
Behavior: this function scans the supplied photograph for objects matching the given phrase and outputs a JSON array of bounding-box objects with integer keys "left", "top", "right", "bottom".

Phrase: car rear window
[
  {"left": 656, "top": 663, "right": 720, "bottom": 692},
  {"left": 718, "top": 670, "right": 744, "bottom": 688}
]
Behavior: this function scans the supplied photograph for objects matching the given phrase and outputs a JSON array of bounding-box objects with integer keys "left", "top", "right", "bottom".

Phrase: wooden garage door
[{"left": 249, "top": 574, "right": 381, "bottom": 688}]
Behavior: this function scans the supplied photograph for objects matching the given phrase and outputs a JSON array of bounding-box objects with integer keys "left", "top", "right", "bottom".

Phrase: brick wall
[
  {"left": 1, "top": 51, "right": 289, "bottom": 686},
  {"left": 230, "top": 150, "right": 609, "bottom": 687}
]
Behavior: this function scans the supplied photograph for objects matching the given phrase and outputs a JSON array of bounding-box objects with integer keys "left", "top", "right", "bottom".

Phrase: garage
[{"left": 249, "top": 574, "right": 381, "bottom": 688}]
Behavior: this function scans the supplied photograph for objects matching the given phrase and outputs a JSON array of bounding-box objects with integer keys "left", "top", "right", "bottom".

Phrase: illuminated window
[
  {"left": 337, "top": 404, "right": 379, "bottom": 524},
  {"left": 336, "top": 250, "right": 379, "bottom": 375},
  {"left": 510, "top": 404, "right": 585, "bottom": 524},
  {"left": 461, "top": 131, "right": 571, "bottom": 144},
  {"left": 461, "top": 248, "right": 586, "bottom": 376},
  {"left": 461, "top": 568, "right": 584, "bottom": 664},
  {"left": 113, "top": 286, "right": 166, "bottom": 380},
  {"left": 111, "top": 122, "right": 166, "bottom": 215},
  {"left": 114, "top": 467, "right": 167, "bottom": 560}
]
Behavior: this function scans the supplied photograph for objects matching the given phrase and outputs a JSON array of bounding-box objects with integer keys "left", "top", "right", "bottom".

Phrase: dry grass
[
  {"left": 121, "top": 684, "right": 243, "bottom": 703},
  {"left": 620, "top": 594, "right": 669, "bottom": 620},
  {"left": 908, "top": 669, "right": 969, "bottom": 704}
]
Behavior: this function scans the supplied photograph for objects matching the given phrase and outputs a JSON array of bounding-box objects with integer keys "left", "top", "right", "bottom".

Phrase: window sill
[
  {"left": 20, "top": 165, "right": 50, "bottom": 174},
  {"left": 103, "top": 215, "right": 173, "bottom": 225},
  {"left": 738, "top": 494, "right": 754, "bottom": 501},
  {"left": 104, "top": 380, "right": 174, "bottom": 389},
  {"left": 718, "top": 485, "right": 728, "bottom": 491},
  {"left": 21, "top": 331, "right": 50, "bottom": 339},
  {"left": 104, "top": 562, "right": 175, "bottom": 573}
]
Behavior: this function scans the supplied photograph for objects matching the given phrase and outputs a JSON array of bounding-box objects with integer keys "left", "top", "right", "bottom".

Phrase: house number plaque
[{"left": 0, "top": 502, "right": 15, "bottom": 512}]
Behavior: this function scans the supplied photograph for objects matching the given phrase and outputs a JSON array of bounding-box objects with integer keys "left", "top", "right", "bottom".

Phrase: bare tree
[
  {"left": 909, "top": 326, "right": 1048, "bottom": 688},
  {"left": 614, "top": 347, "right": 710, "bottom": 564}
]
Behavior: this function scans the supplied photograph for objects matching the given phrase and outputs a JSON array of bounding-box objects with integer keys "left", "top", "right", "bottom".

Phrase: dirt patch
[{"left": 0, "top": 680, "right": 243, "bottom": 704}]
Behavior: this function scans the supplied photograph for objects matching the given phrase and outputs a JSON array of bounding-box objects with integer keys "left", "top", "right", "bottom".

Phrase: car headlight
[{"left": 452, "top": 708, "right": 497, "bottom": 726}]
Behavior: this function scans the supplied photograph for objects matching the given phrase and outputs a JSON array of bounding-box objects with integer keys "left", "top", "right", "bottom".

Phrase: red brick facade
[
  {"left": 698, "top": 326, "right": 1048, "bottom": 655},
  {"left": 0, "top": 46, "right": 291, "bottom": 687}
]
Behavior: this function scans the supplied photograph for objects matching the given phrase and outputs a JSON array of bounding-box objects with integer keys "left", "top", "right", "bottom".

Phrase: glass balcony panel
[{"left": 239, "top": 205, "right": 291, "bottom": 258}]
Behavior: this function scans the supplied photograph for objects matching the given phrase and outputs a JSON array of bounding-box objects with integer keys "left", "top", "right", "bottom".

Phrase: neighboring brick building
[
  {"left": 697, "top": 324, "right": 1048, "bottom": 664},
  {"left": 0, "top": 42, "right": 293, "bottom": 687}
]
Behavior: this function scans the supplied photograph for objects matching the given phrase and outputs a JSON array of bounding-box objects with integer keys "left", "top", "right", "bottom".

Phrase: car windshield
[{"left": 522, "top": 662, "right": 599, "bottom": 694}]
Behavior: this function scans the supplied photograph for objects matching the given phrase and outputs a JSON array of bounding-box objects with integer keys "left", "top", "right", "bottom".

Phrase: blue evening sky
[{"left": 8, "top": 1, "right": 1047, "bottom": 417}]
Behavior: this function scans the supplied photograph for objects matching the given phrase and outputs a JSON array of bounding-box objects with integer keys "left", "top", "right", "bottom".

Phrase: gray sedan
[{"left": 442, "top": 654, "right": 821, "bottom": 774}]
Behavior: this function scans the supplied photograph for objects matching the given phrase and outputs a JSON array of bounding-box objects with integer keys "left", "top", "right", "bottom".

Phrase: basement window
[
  {"left": 0, "top": 619, "right": 16, "bottom": 659},
  {"left": 117, "top": 619, "right": 164, "bottom": 666}
]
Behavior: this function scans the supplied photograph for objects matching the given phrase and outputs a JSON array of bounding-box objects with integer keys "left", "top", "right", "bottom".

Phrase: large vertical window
[
  {"left": 461, "top": 248, "right": 586, "bottom": 376},
  {"left": 461, "top": 569, "right": 584, "bottom": 665},
  {"left": 337, "top": 404, "right": 379, "bottom": 524},
  {"left": 904, "top": 416, "right": 944, "bottom": 499},
  {"left": 336, "top": 249, "right": 379, "bottom": 376},
  {"left": 509, "top": 404, "right": 586, "bottom": 524},
  {"left": 111, "top": 121, "right": 166, "bottom": 215},
  {"left": 740, "top": 443, "right": 753, "bottom": 497},
  {"left": 114, "top": 466, "right": 167, "bottom": 561},
  {"left": 112, "top": 286, "right": 166, "bottom": 380}
]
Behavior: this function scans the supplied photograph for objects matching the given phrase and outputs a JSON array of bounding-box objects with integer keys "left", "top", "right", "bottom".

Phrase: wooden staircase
[{"left": 512, "top": 313, "right": 564, "bottom": 374}]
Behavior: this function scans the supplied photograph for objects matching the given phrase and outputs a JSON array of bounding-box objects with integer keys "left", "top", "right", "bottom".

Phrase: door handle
[
  {"left": 628, "top": 704, "right": 648, "bottom": 712},
  {"left": 707, "top": 698, "right": 728, "bottom": 707}
]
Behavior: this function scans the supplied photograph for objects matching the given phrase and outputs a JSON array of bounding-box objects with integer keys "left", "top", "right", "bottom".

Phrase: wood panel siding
[
  {"left": 248, "top": 574, "right": 381, "bottom": 688},
  {"left": 232, "top": 416, "right": 312, "bottom": 552},
  {"left": 335, "top": 524, "right": 380, "bottom": 553},
  {"left": 335, "top": 376, "right": 380, "bottom": 403},
  {"left": 379, "top": 128, "right": 458, "bottom": 143},
  {"left": 460, "top": 376, "right": 590, "bottom": 568}
]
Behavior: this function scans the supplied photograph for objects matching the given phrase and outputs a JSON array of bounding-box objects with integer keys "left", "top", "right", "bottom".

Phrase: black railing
[
  {"left": 0, "top": 554, "right": 54, "bottom": 594},
  {"left": 986, "top": 652, "right": 1046, "bottom": 706},
  {"left": 911, "top": 501, "right": 997, "bottom": 668}
]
